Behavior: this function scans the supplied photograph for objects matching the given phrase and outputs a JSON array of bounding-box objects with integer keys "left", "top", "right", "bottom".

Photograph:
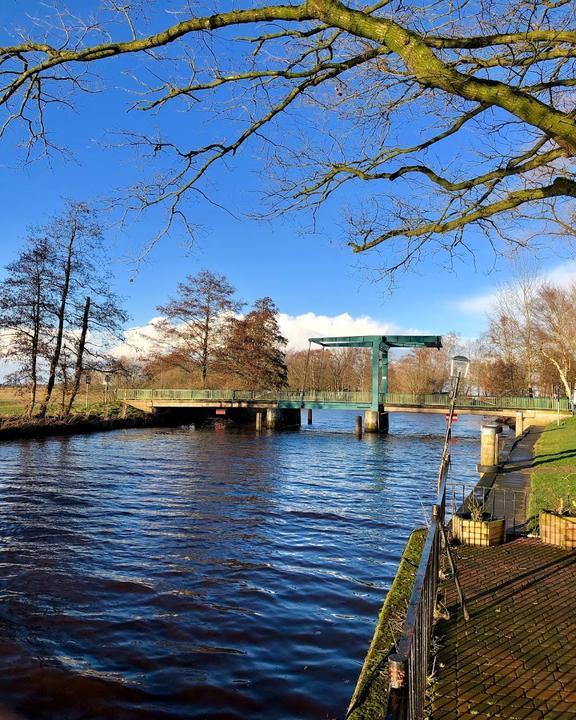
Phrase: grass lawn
[
  {"left": 0, "top": 387, "right": 123, "bottom": 419},
  {"left": 528, "top": 416, "right": 576, "bottom": 524}
]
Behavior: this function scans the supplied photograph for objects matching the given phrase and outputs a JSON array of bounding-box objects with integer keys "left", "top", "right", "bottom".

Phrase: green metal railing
[
  {"left": 383, "top": 392, "right": 571, "bottom": 411},
  {"left": 119, "top": 389, "right": 571, "bottom": 412},
  {"left": 120, "top": 389, "right": 374, "bottom": 404}
]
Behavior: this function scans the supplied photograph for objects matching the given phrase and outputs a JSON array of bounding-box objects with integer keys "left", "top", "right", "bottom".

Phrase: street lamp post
[{"left": 437, "top": 355, "right": 470, "bottom": 493}]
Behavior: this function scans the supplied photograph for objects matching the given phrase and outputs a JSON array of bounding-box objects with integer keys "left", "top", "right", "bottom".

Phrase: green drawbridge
[{"left": 305, "top": 335, "right": 442, "bottom": 411}]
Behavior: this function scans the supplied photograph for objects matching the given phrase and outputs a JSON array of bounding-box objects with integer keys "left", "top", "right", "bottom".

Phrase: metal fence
[
  {"left": 383, "top": 475, "right": 530, "bottom": 720},
  {"left": 119, "top": 388, "right": 374, "bottom": 404},
  {"left": 449, "top": 483, "right": 529, "bottom": 536},
  {"left": 384, "top": 392, "right": 571, "bottom": 411}
]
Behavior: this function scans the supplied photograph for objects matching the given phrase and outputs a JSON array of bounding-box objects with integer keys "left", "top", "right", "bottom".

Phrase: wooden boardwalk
[{"left": 432, "top": 539, "right": 576, "bottom": 719}]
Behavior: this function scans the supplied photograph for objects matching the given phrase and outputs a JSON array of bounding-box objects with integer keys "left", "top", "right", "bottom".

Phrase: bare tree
[
  {"left": 0, "top": 237, "right": 55, "bottom": 415},
  {"left": 533, "top": 282, "right": 576, "bottom": 398},
  {"left": 64, "top": 296, "right": 91, "bottom": 415},
  {"left": 1, "top": 2, "right": 576, "bottom": 276},
  {"left": 1, "top": 202, "right": 127, "bottom": 418},
  {"left": 156, "top": 270, "right": 243, "bottom": 387}
]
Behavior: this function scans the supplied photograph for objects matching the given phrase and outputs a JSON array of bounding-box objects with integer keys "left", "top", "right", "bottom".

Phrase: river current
[{"left": 0, "top": 411, "right": 483, "bottom": 719}]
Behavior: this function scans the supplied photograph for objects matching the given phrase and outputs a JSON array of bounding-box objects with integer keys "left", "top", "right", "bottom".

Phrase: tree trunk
[
  {"left": 541, "top": 349, "right": 572, "bottom": 398},
  {"left": 37, "top": 226, "right": 76, "bottom": 417},
  {"left": 65, "top": 296, "right": 91, "bottom": 416},
  {"left": 27, "top": 279, "right": 41, "bottom": 417}
]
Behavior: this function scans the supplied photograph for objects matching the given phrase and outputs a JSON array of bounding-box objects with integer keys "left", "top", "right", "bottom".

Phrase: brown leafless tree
[
  {"left": 1, "top": 2, "right": 576, "bottom": 276},
  {"left": 156, "top": 270, "right": 243, "bottom": 387}
]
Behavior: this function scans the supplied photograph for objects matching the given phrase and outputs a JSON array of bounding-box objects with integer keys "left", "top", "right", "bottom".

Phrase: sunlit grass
[{"left": 528, "top": 417, "right": 576, "bottom": 523}]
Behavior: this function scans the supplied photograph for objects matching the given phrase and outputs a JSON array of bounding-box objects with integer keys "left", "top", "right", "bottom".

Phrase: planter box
[
  {"left": 452, "top": 513, "right": 506, "bottom": 546},
  {"left": 540, "top": 510, "right": 576, "bottom": 549}
]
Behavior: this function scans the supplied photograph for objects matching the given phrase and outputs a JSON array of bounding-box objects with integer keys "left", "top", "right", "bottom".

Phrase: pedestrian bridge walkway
[{"left": 120, "top": 389, "right": 571, "bottom": 415}]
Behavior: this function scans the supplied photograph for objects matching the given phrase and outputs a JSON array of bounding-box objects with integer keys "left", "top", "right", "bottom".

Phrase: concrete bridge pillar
[
  {"left": 477, "top": 422, "right": 501, "bottom": 473},
  {"left": 364, "top": 410, "right": 389, "bottom": 434},
  {"left": 266, "top": 408, "right": 301, "bottom": 430},
  {"left": 515, "top": 412, "right": 524, "bottom": 437}
]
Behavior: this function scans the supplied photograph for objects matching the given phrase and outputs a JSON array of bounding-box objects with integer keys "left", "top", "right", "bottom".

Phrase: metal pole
[
  {"left": 437, "top": 372, "right": 460, "bottom": 493},
  {"left": 439, "top": 521, "right": 470, "bottom": 621},
  {"left": 300, "top": 341, "right": 312, "bottom": 407}
]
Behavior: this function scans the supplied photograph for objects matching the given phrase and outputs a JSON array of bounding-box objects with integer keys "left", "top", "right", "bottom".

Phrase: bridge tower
[{"left": 308, "top": 335, "right": 443, "bottom": 432}]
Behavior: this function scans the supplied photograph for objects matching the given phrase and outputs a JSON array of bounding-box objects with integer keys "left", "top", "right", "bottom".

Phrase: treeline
[
  {"left": 137, "top": 270, "right": 288, "bottom": 390},
  {"left": 477, "top": 274, "right": 576, "bottom": 397},
  {"left": 0, "top": 202, "right": 126, "bottom": 417},
  {"left": 6, "top": 207, "right": 568, "bottom": 405}
]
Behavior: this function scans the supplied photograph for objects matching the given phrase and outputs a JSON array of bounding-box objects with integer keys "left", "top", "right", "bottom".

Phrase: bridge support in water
[
  {"left": 265, "top": 408, "right": 301, "bottom": 430},
  {"left": 364, "top": 409, "right": 389, "bottom": 434}
]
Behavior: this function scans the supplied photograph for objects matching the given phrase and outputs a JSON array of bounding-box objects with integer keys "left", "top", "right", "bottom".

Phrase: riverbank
[
  {"left": 0, "top": 406, "right": 167, "bottom": 441},
  {"left": 347, "top": 529, "right": 427, "bottom": 720},
  {"left": 528, "top": 416, "right": 576, "bottom": 526}
]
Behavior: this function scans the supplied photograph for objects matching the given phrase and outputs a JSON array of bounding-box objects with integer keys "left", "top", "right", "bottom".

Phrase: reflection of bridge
[{"left": 120, "top": 389, "right": 570, "bottom": 432}]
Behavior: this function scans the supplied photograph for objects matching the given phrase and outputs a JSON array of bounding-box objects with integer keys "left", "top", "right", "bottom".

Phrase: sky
[{"left": 1, "top": 1, "right": 575, "bottom": 355}]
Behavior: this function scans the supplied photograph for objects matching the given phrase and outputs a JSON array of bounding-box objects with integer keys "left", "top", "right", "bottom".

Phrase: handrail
[{"left": 118, "top": 388, "right": 572, "bottom": 412}]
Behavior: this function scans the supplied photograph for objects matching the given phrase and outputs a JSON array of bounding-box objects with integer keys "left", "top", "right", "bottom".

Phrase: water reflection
[{"left": 0, "top": 411, "right": 483, "bottom": 719}]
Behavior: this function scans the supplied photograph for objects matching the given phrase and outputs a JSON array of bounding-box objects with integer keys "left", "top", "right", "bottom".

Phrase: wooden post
[
  {"left": 256, "top": 412, "right": 263, "bottom": 432},
  {"left": 355, "top": 415, "right": 362, "bottom": 436},
  {"left": 307, "top": 408, "right": 313, "bottom": 425}
]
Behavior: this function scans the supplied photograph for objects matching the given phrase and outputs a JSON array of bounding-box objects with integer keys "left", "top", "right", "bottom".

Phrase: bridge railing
[
  {"left": 383, "top": 392, "right": 571, "bottom": 411},
  {"left": 119, "top": 388, "right": 374, "bottom": 404},
  {"left": 119, "top": 389, "right": 571, "bottom": 411}
]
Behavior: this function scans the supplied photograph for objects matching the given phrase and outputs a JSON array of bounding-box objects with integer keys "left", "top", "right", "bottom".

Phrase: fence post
[
  {"left": 388, "top": 654, "right": 406, "bottom": 690},
  {"left": 385, "top": 654, "right": 407, "bottom": 720}
]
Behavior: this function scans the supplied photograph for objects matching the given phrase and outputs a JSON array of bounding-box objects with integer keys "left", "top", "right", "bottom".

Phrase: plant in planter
[
  {"left": 540, "top": 497, "right": 576, "bottom": 549},
  {"left": 452, "top": 495, "right": 506, "bottom": 547}
]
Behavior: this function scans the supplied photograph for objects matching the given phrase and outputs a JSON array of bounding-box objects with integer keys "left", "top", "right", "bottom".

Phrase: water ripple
[{"left": 0, "top": 411, "right": 487, "bottom": 719}]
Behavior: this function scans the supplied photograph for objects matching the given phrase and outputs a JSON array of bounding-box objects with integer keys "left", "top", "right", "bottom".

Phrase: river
[{"left": 0, "top": 411, "right": 485, "bottom": 719}]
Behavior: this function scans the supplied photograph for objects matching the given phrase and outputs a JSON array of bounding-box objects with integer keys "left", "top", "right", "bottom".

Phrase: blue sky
[{"left": 1, "top": 1, "right": 573, "bottom": 348}]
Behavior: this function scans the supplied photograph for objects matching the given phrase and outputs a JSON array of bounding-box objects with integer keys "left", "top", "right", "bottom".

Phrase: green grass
[
  {"left": 0, "top": 401, "right": 25, "bottom": 416},
  {"left": 0, "top": 387, "right": 125, "bottom": 419},
  {"left": 527, "top": 417, "right": 576, "bottom": 526}
]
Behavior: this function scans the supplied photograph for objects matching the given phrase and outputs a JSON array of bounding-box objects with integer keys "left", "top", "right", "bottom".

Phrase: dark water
[{"left": 0, "top": 411, "right": 484, "bottom": 720}]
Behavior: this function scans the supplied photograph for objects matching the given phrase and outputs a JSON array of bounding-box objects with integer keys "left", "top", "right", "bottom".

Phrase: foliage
[
  {"left": 1, "top": 3, "right": 576, "bottom": 276},
  {"left": 219, "top": 297, "right": 288, "bottom": 389}
]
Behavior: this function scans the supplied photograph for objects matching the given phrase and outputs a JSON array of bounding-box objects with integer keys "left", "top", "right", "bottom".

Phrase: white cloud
[
  {"left": 110, "top": 311, "right": 424, "bottom": 358},
  {"left": 278, "top": 312, "right": 401, "bottom": 350},
  {"left": 456, "top": 292, "right": 499, "bottom": 315},
  {"left": 456, "top": 259, "right": 576, "bottom": 317},
  {"left": 543, "top": 260, "right": 576, "bottom": 287},
  {"left": 110, "top": 316, "right": 166, "bottom": 360}
]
